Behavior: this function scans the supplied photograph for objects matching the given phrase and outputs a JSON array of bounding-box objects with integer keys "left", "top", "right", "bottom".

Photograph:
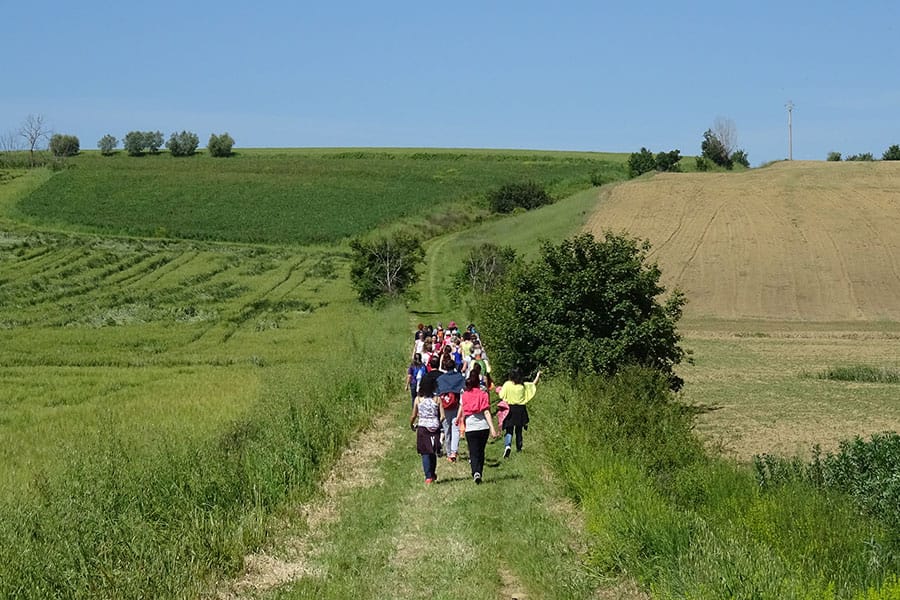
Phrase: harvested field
[{"left": 586, "top": 161, "right": 900, "bottom": 321}]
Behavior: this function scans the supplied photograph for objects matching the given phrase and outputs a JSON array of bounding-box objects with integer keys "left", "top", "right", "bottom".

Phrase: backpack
[
  {"left": 414, "top": 365, "right": 426, "bottom": 391},
  {"left": 440, "top": 391, "right": 458, "bottom": 410}
]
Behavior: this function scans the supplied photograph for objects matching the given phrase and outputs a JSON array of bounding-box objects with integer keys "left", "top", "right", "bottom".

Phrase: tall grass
[
  {"left": 537, "top": 368, "right": 900, "bottom": 599},
  {"left": 0, "top": 303, "right": 408, "bottom": 598}
]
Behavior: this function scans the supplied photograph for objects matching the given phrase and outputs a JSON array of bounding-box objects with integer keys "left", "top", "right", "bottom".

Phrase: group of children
[{"left": 406, "top": 321, "right": 540, "bottom": 485}]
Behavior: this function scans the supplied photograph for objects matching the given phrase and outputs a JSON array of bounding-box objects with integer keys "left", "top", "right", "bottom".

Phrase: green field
[{"left": 14, "top": 148, "right": 627, "bottom": 244}]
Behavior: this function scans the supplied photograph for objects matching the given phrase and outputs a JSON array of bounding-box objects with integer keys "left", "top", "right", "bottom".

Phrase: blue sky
[{"left": 3, "top": 1, "right": 898, "bottom": 165}]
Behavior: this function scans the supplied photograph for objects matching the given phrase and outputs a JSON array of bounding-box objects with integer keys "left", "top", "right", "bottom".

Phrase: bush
[
  {"left": 628, "top": 147, "right": 657, "bottom": 177},
  {"left": 97, "top": 134, "right": 118, "bottom": 155},
  {"left": 208, "top": 132, "right": 235, "bottom": 157},
  {"left": 883, "top": 145, "right": 900, "bottom": 161},
  {"left": 486, "top": 181, "right": 552, "bottom": 213},
  {"left": 49, "top": 134, "right": 79, "bottom": 157},
  {"left": 846, "top": 153, "right": 875, "bottom": 162},
  {"left": 731, "top": 149, "right": 750, "bottom": 168},
  {"left": 701, "top": 129, "right": 733, "bottom": 169},
  {"left": 166, "top": 131, "right": 199, "bottom": 157},
  {"left": 695, "top": 156, "right": 709, "bottom": 171},
  {"left": 655, "top": 149, "right": 682, "bottom": 172},
  {"left": 590, "top": 171, "right": 605, "bottom": 186},
  {"left": 478, "top": 232, "right": 686, "bottom": 388}
]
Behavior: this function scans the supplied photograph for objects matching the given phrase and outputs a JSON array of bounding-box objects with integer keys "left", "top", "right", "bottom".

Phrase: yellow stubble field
[{"left": 586, "top": 161, "right": 900, "bottom": 459}]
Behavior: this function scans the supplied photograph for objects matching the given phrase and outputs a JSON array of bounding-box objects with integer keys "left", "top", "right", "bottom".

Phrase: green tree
[
  {"left": 123, "top": 131, "right": 145, "bottom": 156},
  {"left": 478, "top": 232, "right": 686, "bottom": 389},
  {"left": 349, "top": 233, "right": 425, "bottom": 304},
  {"left": 827, "top": 151, "right": 842, "bottom": 162},
  {"left": 208, "top": 132, "right": 235, "bottom": 157},
  {"left": 628, "top": 147, "right": 656, "bottom": 177},
  {"left": 731, "top": 149, "right": 750, "bottom": 168},
  {"left": 846, "top": 153, "right": 874, "bottom": 162},
  {"left": 98, "top": 134, "right": 118, "bottom": 155},
  {"left": 883, "top": 145, "right": 900, "bottom": 161},
  {"left": 166, "top": 131, "right": 199, "bottom": 157},
  {"left": 146, "top": 131, "right": 163, "bottom": 154},
  {"left": 49, "top": 134, "right": 80, "bottom": 157}
]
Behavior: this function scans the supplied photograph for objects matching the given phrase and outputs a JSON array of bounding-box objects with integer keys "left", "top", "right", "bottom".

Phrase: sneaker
[
  {"left": 474, "top": 472, "right": 482, "bottom": 485},
  {"left": 503, "top": 446, "right": 511, "bottom": 459},
  {"left": 447, "top": 453, "right": 457, "bottom": 463},
  {"left": 425, "top": 478, "right": 433, "bottom": 485}
]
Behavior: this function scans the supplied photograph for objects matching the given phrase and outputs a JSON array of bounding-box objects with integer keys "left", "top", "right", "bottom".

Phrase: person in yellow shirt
[{"left": 496, "top": 367, "right": 541, "bottom": 458}]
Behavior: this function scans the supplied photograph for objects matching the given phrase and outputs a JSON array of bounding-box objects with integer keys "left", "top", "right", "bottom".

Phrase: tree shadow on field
[{"left": 410, "top": 310, "right": 441, "bottom": 317}]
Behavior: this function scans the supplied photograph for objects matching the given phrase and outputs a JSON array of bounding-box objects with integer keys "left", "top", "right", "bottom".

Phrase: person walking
[
  {"left": 496, "top": 368, "right": 540, "bottom": 458},
  {"left": 457, "top": 372, "right": 498, "bottom": 484},
  {"left": 405, "top": 353, "right": 426, "bottom": 408},
  {"left": 410, "top": 360, "right": 444, "bottom": 484},
  {"left": 437, "top": 362, "right": 465, "bottom": 462}
]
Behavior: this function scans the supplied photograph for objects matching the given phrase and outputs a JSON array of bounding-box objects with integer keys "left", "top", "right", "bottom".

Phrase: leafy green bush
[
  {"left": 695, "top": 156, "right": 709, "bottom": 171},
  {"left": 486, "top": 181, "right": 552, "bottom": 213},
  {"left": 655, "top": 149, "right": 682, "bottom": 172},
  {"left": 731, "top": 149, "right": 750, "bottom": 167},
  {"left": 628, "top": 147, "right": 656, "bottom": 177},
  {"left": 166, "top": 131, "right": 199, "bottom": 157},
  {"left": 846, "top": 153, "right": 875, "bottom": 162},
  {"left": 827, "top": 151, "right": 842, "bottom": 161},
  {"left": 701, "top": 129, "right": 732, "bottom": 168},
  {"left": 97, "top": 134, "right": 118, "bottom": 155},
  {"left": 883, "top": 145, "right": 900, "bottom": 161},
  {"left": 590, "top": 171, "right": 605, "bottom": 186},
  {"left": 208, "top": 132, "right": 235, "bottom": 157},
  {"left": 478, "top": 232, "right": 686, "bottom": 388},
  {"left": 49, "top": 134, "right": 79, "bottom": 157}
]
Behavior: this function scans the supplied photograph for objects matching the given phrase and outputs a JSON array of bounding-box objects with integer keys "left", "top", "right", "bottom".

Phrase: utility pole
[{"left": 786, "top": 100, "right": 794, "bottom": 160}]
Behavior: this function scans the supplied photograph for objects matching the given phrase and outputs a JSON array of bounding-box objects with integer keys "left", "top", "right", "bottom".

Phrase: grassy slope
[{"left": 15, "top": 149, "right": 626, "bottom": 245}]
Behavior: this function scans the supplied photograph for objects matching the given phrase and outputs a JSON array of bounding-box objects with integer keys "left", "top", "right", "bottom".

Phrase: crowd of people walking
[{"left": 406, "top": 321, "right": 540, "bottom": 485}]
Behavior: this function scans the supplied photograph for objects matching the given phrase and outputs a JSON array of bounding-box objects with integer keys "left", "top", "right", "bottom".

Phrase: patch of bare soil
[
  {"left": 216, "top": 411, "right": 403, "bottom": 599},
  {"left": 498, "top": 563, "right": 529, "bottom": 600}
]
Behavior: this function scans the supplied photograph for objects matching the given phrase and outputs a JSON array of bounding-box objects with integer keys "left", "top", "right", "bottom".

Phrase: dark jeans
[
  {"left": 466, "top": 429, "right": 490, "bottom": 476},
  {"left": 421, "top": 454, "right": 437, "bottom": 480}
]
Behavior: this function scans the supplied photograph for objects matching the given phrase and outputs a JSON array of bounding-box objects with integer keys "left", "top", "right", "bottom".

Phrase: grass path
[{"left": 215, "top": 396, "right": 637, "bottom": 600}]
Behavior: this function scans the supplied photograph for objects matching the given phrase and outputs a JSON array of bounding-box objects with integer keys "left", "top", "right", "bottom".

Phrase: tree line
[
  {"left": 0, "top": 114, "right": 235, "bottom": 163},
  {"left": 827, "top": 145, "right": 900, "bottom": 162}
]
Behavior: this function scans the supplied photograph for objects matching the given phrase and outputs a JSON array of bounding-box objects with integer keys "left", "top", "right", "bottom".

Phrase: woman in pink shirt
[{"left": 456, "top": 372, "right": 498, "bottom": 484}]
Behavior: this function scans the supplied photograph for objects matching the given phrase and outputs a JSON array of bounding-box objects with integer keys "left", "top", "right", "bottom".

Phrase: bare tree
[
  {"left": 712, "top": 116, "right": 737, "bottom": 157},
  {"left": 19, "top": 114, "right": 50, "bottom": 166},
  {"left": 0, "top": 130, "right": 19, "bottom": 153}
]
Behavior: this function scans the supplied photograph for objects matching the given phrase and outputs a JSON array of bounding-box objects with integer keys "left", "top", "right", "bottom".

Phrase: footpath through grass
[{"left": 221, "top": 395, "right": 633, "bottom": 600}]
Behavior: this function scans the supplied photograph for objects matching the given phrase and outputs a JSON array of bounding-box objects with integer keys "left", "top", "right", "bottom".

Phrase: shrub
[
  {"left": 731, "top": 149, "right": 750, "bottom": 167},
  {"left": 883, "top": 145, "right": 900, "bottom": 161},
  {"left": 655, "top": 149, "right": 682, "bottom": 172},
  {"left": 123, "top": 131, "right": 163, "bottom": 156},
  {"left": 701, "top": 129, "right": 733, "bottom": 168},
  {"left": 166, "top": 131, "right": 199, "bottom": 157},
  {"left": 478, "top": 232, "right": 686, "bottom": 388},
  {"left": 486, "top": 181, "right": 552, "bottom": 213},
  {"left": 97, "top": 134, "right": 118, "bottom": 155},
  {"left": 589, "top": 171, "right": 605, "bottom": 186},
  {"left": 827, "top": 151, "right": 842, "bottom": 161},
  {"left": 452, "top": 243, "right": 518, "bottom": 296},
  {"left": 628, "top": 147, "right": 657, "bottom": 177},
  {"left": 695, "top": 156, "right": 709, "bottom": 171},
  {"left": 49, "top": 134, "right": 80, "bottom": 157},
  {"left": 349, "top": 233, "right": 424, "bottom": 304},
  {"left": 208, "top": 132, "right": 235, "bottom": 157},
  {"left": 846, "top": 153, "right": 875, "bottom": 162}
]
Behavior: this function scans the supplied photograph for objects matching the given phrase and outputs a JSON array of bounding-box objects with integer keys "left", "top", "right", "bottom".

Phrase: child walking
[{"left": 496, "top": 368, "right": 540, "bottom": 457}]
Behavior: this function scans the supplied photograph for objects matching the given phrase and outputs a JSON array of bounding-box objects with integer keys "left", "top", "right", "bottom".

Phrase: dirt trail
[{"left": 217, "top": 412, "right": 404, "bottom": 599}]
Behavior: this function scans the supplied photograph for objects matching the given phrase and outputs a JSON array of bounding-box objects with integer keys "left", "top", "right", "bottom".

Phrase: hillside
[{"left": 586, "top": 161, "right": 900, "bottom": 321}]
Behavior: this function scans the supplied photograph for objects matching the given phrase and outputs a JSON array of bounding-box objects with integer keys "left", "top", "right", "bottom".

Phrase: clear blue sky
[{"left": 3, "top": 1, "right": 898, "bottom": 165}]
